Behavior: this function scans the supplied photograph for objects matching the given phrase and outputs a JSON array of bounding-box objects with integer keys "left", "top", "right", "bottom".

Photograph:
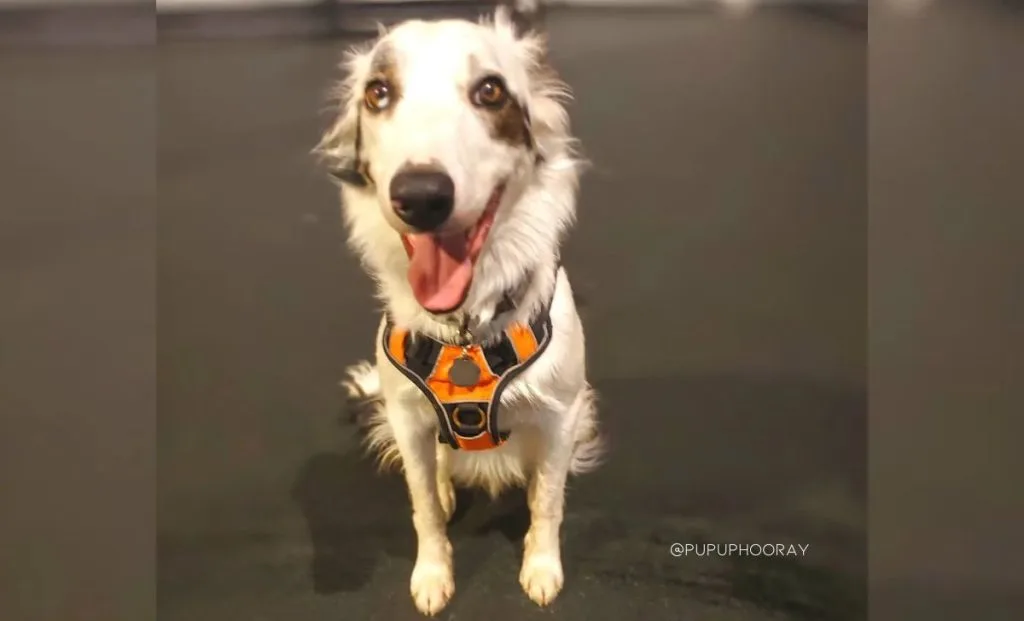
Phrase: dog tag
[{"left": 450, "top": 356, "right": 481, "bottom": 388}]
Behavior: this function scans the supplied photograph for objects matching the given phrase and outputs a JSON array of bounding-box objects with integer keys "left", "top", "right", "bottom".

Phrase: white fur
[{"left": 320, "top": 9, "right": 603, "bottom": 616}]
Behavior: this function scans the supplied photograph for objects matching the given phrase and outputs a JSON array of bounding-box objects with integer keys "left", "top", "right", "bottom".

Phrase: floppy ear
[{"left": 315, "top": 45, "right": 375, "bottom": 188}]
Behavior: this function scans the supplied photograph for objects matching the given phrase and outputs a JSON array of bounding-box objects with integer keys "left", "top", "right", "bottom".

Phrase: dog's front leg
[
  {"left": 520, "top": 399, "right": 579, "bottom": 606},
  {"left": 436, "top": 444, "right": 457, "bottom": 522},
  {"left": 391, "top": 411, "right": 455, "bottom": 616}
]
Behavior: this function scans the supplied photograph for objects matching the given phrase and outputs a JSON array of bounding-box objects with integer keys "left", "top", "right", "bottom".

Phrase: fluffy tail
[
  {"left": 340, "top": 361, "right": 402, "bottom": 472},
  {"left": 567, "top": 384, "right": 606, "bottom": 475}
]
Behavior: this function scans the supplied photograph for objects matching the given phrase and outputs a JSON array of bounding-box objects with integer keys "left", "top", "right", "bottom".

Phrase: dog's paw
[
  {"left": 519, "top": 553, "right": 563, "bottom": 607},
  {"left": 410, "top": 560, "right": 455, "bottom": 616},
  {"left": 438, "top": 479, "right": 456, "bottom": 523}
]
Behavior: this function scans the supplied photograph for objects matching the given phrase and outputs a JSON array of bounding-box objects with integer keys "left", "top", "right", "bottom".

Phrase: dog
[{"left": 315, "top": 9, "right": 603, "bottom": 616}]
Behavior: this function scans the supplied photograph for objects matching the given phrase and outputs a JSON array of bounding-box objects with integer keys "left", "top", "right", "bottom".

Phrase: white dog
[{"left": 316, "top": 9, "right": 603, "bottom": 616}]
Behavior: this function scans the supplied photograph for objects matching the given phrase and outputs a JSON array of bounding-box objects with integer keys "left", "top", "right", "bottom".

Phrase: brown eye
[
  {"left": 472, "top": 76, "right": 508, "bottom": 108},
  {"left": 364, "top": 80, "right": 391, "bottom": 112}
]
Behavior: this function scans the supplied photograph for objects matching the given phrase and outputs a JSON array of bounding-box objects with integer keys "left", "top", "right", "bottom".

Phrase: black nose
[{"left": 389, "top": 167, "right": 455, "bottom": 232}]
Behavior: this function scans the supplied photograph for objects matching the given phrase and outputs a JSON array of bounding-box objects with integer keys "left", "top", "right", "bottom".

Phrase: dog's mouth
[{"left": 401, "top": 184, "right": 504, "bottom": 314}]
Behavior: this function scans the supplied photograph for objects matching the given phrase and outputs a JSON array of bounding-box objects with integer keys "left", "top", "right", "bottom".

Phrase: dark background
[{"left": 0, "top": 1, "right": 1020, "bottom": 621}]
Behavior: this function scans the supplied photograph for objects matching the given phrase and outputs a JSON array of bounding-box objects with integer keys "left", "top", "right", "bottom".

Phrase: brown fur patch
[
  {"left": 466, "top": 53, "right": 533, "bottom": 149},
  {"left": 366, "top": 43, "right": 402, "bottom": 115},
  {"left": 490, "top": 97, "right": 533, "bottom": 148}
]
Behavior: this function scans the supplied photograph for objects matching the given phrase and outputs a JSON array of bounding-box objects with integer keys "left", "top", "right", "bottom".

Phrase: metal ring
[{"left": 452, "top": 405, "right": 485, "bottom": 433}]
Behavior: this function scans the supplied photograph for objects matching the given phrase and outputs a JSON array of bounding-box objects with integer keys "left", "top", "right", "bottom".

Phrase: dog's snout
[{"left": 389, "top": 167, "right": 455, "bottom": 232}]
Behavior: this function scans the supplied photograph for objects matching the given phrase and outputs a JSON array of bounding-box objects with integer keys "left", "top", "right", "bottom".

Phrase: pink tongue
[{"left": 406, "top": 233, "right": 473, "bottom": 313}]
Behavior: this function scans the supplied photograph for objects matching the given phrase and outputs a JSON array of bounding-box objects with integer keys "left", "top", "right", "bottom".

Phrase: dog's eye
[
  {"left": 471, "top": 76, "right": 508, "bottom": 108},
  {"left": 364, "top": 80, "right": 391, "bottom": 112}
]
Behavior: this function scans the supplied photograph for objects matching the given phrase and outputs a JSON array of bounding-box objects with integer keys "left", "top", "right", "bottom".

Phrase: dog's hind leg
[
  {"left": 519, "top": 389, "right": 590, "bottom": 607},
  {"left": 390, "top": 408, "right": 455, "bottom": 616}
]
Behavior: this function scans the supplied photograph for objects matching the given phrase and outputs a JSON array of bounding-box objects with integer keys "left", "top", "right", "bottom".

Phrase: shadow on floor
[{"left": 290, "top": 371, "right": 865, "bottom": 619}]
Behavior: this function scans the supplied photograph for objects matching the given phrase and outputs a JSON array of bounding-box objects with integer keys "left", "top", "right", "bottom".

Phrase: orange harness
[{"left": 382, "top": 311, "right": 552, "bottom": 451}]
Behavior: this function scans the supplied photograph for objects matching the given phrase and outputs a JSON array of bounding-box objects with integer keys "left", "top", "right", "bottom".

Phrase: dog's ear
[
  {"left": 314, "top": 46, "right": 375, "bottom": 188},
  {"left": 325, "top": 113, "right": 371, "bottom": 188},
  {"left": 490, "top": 10, "right": 573, "bottom": 165},
  {"left": 491, "top": 5, "right": 538, "bottom": 45},
  {"left": 490, "top": 7, "right": 553, "bottom": 155},
  {"left": 317, "top": 104, "right": 371, "bottom": 188},
  {"left": 492, "top": 5, "right": 534, "bottom": 40}
]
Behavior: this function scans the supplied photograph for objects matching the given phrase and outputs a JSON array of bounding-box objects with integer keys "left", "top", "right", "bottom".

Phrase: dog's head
[{"left": 317, "top": 10, "right": 580, "bottom": 320}]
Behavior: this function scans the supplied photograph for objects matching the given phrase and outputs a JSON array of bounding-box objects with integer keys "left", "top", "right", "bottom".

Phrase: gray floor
[
  {"left": 1, "top": 48, "right": 155, "bottom": 621},
  {"left": 4, "top": 8, "right": 869, "bottom": 621}
]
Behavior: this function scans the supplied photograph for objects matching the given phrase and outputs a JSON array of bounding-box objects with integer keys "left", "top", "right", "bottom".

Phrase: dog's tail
[
  {"left": 340, "top": 361, "right": 403, "bottom": 472},
  {"left": 568, "top": 384, "right": 606, "bottom": 475}
]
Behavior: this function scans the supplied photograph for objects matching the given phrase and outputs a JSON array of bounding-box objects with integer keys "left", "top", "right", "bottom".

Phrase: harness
[{"left": 381, "top": 305, "right": 553, "bottom": 451}]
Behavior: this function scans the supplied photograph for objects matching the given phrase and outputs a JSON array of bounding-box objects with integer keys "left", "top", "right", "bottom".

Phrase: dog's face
[{"left": 319, "top": 12, "right": 578, "bottom": 318}]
